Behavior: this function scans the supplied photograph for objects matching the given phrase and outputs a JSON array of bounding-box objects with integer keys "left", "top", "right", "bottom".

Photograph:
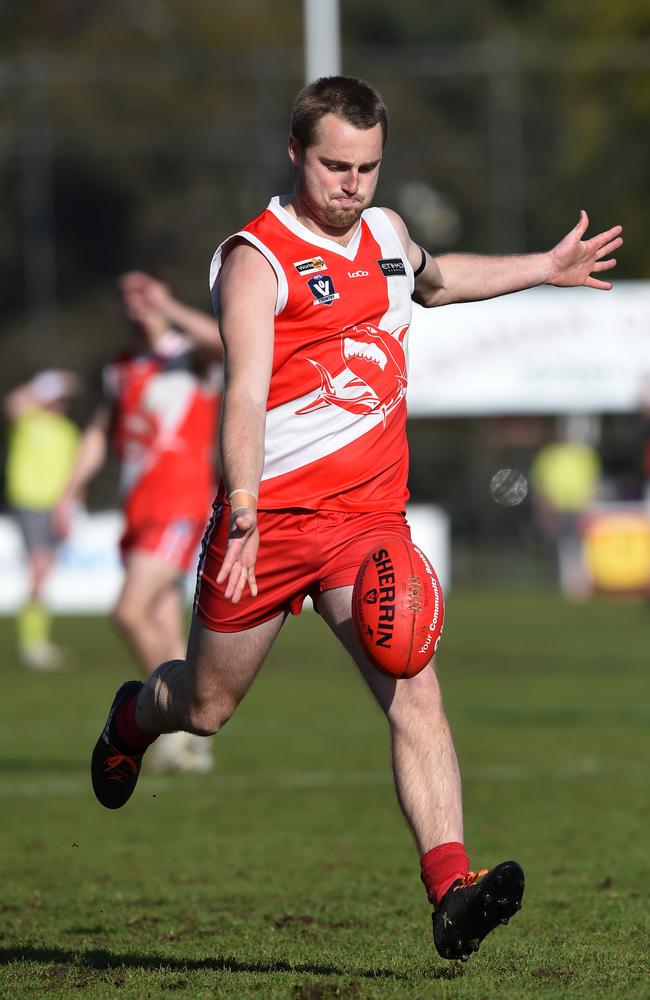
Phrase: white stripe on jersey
[
  {"left": 363, "top": 207, "right": 415, "bottom": 328},
  {"left": 210, "top": 230, "right": 289, "bottom": 317},
  {"left": 262, "top": 386, "right": 386, "bottom": 482},
  {"left": 118, "top": 370, "right": 197, "bottom": 500}
]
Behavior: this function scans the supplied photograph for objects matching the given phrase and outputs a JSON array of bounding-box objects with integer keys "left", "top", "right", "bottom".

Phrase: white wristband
[{"left": 228, "top": 488, "right": 258, "bottom": 501}]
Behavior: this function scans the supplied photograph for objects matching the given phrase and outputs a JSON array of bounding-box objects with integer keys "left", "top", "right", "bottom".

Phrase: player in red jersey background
[
  {"left": 56, "top": 271, "right": 222, "bottom": 772},
  {"left": 90, "top": 77, "right": 622, "bottom": 959}
]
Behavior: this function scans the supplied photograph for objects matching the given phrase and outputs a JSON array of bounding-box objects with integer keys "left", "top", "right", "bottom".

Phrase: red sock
[
  {"left": 114, "top": 695, "right": 159, "bottom": 751},
  {"left": 420, "top": 842, "right": 470, "bottom": 907}
]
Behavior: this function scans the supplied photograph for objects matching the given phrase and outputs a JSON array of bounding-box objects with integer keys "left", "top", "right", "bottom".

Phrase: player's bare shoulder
[
  {"left": 220, "top": 238, "right": 275, "bottom": 286},
  {"left": 216, "top": 238, "right": 278, "bottom": 324},
  {"left": 215, "top": 237, "right": 277, "bottom": 377}
]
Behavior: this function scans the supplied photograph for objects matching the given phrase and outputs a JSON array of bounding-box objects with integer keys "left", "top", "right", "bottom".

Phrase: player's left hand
[
  {"left": 548, "top": 210, "right": 623, "bottom": 290},
  {"left": 216, "top": 506, "right": 259, "bottom": 603}
]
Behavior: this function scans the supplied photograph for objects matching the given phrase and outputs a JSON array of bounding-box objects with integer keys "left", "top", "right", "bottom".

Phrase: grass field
[{"left": 1, "top": 591, "right": 649, "bottom": 998}]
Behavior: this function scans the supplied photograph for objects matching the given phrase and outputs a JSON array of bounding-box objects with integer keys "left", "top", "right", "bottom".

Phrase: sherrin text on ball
[{"left": 352, "top": 537, "right": 445, "bottom": 678}]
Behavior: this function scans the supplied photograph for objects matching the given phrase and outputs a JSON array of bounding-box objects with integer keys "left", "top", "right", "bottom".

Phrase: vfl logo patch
[
  {"left": 377, "top": 258, "right": 406, "bottom": 277},
  {"left": 364, "top": 588, "right": 378, "bottom": 604},
  {"left": 308, "top": 274, "right": 340, "bottom": 306},
  {"left": 294, "top": 256, "right": 326, "bottom": 274}
]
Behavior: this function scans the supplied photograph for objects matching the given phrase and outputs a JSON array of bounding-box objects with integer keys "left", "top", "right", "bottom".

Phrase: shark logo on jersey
[{"left": 295, "top": 323, "right": 408, "bottom": 425}]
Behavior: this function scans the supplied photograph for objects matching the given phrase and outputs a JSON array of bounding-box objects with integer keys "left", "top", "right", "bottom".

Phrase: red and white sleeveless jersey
[
  {"left": 103, "top": 331, "right": 220, "bottom": 527},
  {"left": 210, "top": 196, "right": 415, "bottom": 512}
]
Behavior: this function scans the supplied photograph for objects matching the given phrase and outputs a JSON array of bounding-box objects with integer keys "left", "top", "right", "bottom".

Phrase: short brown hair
[{"left": 290, "top": 75, "right": 389, "bottom": 149}]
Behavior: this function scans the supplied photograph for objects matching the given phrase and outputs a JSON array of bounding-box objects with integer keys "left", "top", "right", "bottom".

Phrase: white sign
[
  {"left": 407, "top": 281, "right": 650, "bottom": 415},
  {"left": 0, "top": 511, "right": 125, "bottom": 613},
  {"left": 407, "top": 503, "right": 450, "bottom": 592}
]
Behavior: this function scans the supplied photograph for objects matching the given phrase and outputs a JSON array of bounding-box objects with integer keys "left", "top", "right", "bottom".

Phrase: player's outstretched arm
[
  {"left": 213, "top": 241, "right": 276, "bottom": 603},
  {"left": 382, "top": 207, "right": 622, "bottom": 308}
]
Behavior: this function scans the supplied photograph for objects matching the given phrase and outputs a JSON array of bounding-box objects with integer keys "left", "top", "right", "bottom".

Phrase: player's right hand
[{"left": 216, "top": 506, "right": 259, "bottom": 603}]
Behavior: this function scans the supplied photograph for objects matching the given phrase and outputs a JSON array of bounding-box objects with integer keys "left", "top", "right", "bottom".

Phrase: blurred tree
[
  {"left": 0, "top": 0, "right": 303, "bottom": 380},
  {"left": 521, "top": 0, "right": 650, "bottom": 275},
  {"left": 0, "top": 0, "right": 647, "bottom": 399},
  {"left": 344, "top": 0, "right": 649, "bottom": 268}
]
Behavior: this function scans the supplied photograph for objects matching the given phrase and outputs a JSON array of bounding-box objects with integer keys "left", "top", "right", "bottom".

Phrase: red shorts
[
  {"left": 120, "top": 518, "right": 206, "bottom": 573},
  {"left": 194, "top": 506, "right": 411, "bottom": 632}
]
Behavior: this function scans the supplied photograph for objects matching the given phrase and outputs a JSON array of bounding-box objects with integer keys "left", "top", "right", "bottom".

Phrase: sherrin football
[{"left": 352, "top": 538, "right": 444, "bottom": 678}]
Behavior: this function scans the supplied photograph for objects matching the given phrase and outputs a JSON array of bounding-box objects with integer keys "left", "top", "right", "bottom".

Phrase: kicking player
[
  {"left": 89, "top": 77, "right": 622, "bottom": 959},
  {"left": 56, "top": 271, "right": 222, "bottom": 772}
]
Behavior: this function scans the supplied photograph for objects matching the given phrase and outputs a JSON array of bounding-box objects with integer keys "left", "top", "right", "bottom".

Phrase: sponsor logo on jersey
[
  {"left": 294, "top": 256, "right": 327, "bottom": 274},
  {"left": 295, "top": 322, "right": 408, "bottom": 425},
  {"left": 377, "top": 257, "right": 407, "bottom": 276},
  {"left": 347, "top": 269, "right": 369, "bottom": 278},
  {"left": 307, "top": 274, "right": 340, "bottom": 306}
]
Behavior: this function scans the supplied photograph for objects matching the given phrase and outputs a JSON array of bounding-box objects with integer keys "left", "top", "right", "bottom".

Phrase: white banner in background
[
  {"left": 407, "top": 281, "right": 650, "bottom": 416},
  {"left": 0, "top": 510, "right": 125, "bottom": 613},
  {"left": 0, "top": 504, "right": 451, "bottom": 614}
]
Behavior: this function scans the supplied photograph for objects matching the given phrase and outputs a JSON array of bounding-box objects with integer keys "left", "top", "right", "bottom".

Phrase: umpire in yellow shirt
[{"left": 4, "top": 370, "right": 82, "bottom": 669}]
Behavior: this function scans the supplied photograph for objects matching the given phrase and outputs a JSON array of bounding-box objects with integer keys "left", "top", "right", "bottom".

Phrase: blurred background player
[
  {"left": 55, "top": 271, "right": 222, "bottom": 771},
  {"left": 530, "top": 416, "right": 602, "bottom": 600},
  {"left": 3, "top": 369, "right": 83, "bottom": 670}
]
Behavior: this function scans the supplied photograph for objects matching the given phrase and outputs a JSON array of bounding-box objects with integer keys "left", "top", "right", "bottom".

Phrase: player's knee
[
  {"left": 185, "top": 695, "right": 236, "bottom": 737},
  {"left": 110, "top": 602, "right": 130, "bottom": 635},
  {"left": 111, "top": 599, "right": 142, "bottom": 636}
]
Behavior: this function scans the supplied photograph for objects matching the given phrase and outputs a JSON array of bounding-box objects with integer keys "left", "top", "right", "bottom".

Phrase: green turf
[{"left": 1, "top": 592, "right": 649, "bottom": 998}]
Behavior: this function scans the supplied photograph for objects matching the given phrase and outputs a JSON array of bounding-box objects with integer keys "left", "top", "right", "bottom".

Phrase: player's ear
[{"left": 288, "top": 136, "right": 301, "bottom": 167}]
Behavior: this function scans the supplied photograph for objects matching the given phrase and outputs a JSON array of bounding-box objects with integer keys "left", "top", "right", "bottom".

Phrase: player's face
[{"left": 289, "top": 113, "right": 383, "bottom": 232}]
